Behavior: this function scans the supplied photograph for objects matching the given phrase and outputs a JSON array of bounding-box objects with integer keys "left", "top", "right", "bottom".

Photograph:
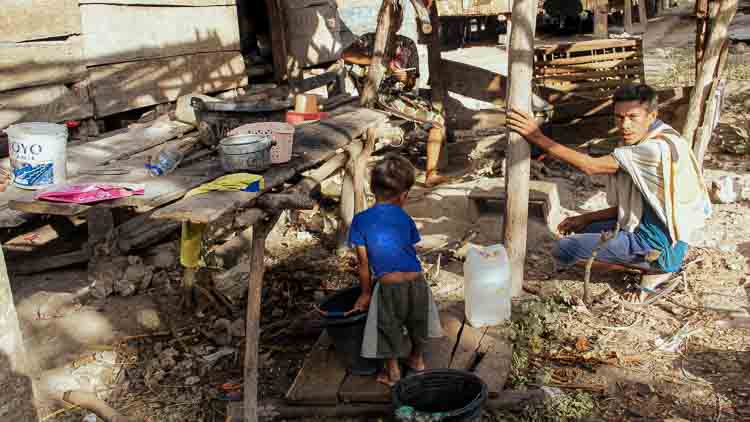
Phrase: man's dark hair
[
  {"left": 370, "top": 153, "right": 415, "bottom": 200},
  {"left": 613, "top": 84, "right": 658, "bottom": 112}
]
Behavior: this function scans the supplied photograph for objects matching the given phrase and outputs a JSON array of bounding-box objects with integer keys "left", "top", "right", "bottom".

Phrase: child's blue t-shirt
[{"left": 348, "top": 203, "right": 422, "bottom": 279}]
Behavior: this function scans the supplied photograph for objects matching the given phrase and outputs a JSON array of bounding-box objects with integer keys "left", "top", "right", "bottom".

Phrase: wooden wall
[{"left": 0, "top": 0, "right": 249, "bottom": 130}]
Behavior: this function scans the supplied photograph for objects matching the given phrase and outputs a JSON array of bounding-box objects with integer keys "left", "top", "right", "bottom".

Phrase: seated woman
[{"left": 341, "top": 1, "right": 449, "bottom": 187}]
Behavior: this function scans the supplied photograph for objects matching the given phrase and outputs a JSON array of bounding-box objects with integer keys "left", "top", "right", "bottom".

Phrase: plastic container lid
[{"left": 5, "top": 122, "right": 67, "bottom": 138}]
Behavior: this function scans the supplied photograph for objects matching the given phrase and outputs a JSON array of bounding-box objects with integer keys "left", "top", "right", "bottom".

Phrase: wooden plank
[
  {"left": 8, "top": 249, "right": 89, "bottom": 275},
  {"left": 536, "top": 51, "right": 640, "bottom": 66},
  {"left": 539, "top": 78, "right": 641, "bottom": 92},
  {"left": 535, "top": 39, "right": 638, "bottom": 55},
  {"left": 8, "top": 157, "right": 224, "bottom": 216},
  {"left": 423, "top": 304, "right": 477, "bottom": 371},
  {"left": 88, "top": 51, "right": 248, "bottom": 117},
  {"left": 536, "top": 68, "right": 643, "bottom": 82},
  {"left": 80, "top": 0, "right": 234, "bottom": 5},
  {"left": 537, "top": 59, "right": 644, "bottom": 75},
  {"left": 0, "top": 119, "right": 192, "bottom": 223},
  {"left": 442, "top": 59, "right": 505, "bottom": 105},
  {"left": 338, "top": 375, "right": 390, "bottom": 404},
  {"left": 152, "top": 108, "right": 389, "bottom": 224},
  {"left": 0, "top": 82, "right": 93, "bottom": 130},
  {"left": 0, "top": 0, "right": 80, "bottom": 43},
  {"left": 436, "top": 0, "right": 512, "bottom": 15},
  {"left": 0, "top": 37, "right": 86, "bottom": 92},
  {"left": 80, "top": 4, "right": 241, "bottom": 66},
  {"left": 286, "top": 332, "right": 347, "bottom": 405},
  {"left": 474, "top": 326, "right": 513, "bottom": 395}
]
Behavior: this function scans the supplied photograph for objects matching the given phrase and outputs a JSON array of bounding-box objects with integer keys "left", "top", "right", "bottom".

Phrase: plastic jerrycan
[{"left": 463, "top": 244, "right": 511, "bottom": 327}]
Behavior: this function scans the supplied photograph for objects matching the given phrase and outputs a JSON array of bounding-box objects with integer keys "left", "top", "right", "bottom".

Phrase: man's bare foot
[
  {"left": 624, "top": 272, "right": 673, "bottom": 303},
  {"left": 425, "top": 171, "right": 454, "bottom": 187}
]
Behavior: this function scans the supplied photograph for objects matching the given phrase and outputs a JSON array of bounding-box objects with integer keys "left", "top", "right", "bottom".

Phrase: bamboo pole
[
  {"left": 682, "top": 0, "right": 738, "bottom": 147},
  {"left": 503, "top": 0, "right": 538, "bottom": 298}
]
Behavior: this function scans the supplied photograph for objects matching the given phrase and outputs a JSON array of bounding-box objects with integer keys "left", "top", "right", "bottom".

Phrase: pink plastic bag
[{"left": 35, "top": 183, "right": 145, "bottom": 204}]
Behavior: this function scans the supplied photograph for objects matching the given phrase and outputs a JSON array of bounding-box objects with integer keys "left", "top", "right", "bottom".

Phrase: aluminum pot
[{"left": 218, "top": 134, "right": 276, "bottom": 172}]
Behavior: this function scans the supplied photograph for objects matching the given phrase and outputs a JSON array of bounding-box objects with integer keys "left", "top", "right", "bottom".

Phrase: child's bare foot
[
  {"left": 377, "top": 359, "right": 401, "bottom": 387},
  {"left": 376, "top": 372, "right": 397, "bottom": 387},
  {"left": 406, "top": 354, "right": 425, "bottom": 372}
]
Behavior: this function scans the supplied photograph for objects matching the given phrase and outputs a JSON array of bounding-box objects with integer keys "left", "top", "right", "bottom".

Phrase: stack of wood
[{"left": 534, "top": 38, "right": 646, "bottom": 103}]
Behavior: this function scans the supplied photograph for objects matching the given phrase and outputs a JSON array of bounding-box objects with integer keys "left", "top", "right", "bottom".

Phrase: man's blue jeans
[{"left": 552, "top": 220, "right": 655, "bottom": 271}]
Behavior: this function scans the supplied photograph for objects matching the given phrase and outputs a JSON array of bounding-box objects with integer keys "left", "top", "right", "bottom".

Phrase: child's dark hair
[
  {"left": 370, "top": 153, "right": 415, "bottom": 200},
  {"left": 613, "top": 84, "right": 658, "bottom": 112}
]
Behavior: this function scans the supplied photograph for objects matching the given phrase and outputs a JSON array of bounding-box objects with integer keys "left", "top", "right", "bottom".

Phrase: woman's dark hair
[
  {"left": 613, "top": 84, "right": 658, "bottom": 112},
  {"left": 370, "top": 153, "right": 415, "bottom": 200}
]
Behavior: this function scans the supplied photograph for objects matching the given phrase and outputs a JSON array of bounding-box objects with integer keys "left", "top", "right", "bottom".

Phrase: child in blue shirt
[{"left": 348, "top": 154, "right": 441, "bottom": 387}]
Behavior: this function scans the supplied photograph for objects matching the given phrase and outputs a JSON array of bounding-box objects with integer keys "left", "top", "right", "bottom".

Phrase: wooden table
[{"left": 150, "top": 106, "right": 389, "bottom": 422}]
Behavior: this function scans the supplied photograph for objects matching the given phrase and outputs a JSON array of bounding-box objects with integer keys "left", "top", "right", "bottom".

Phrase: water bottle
[
  {"left": 463, "top": 244, "right": 511, "bottom": 327},
  {"left": 147, "top": 148, "right": 184, "bottom": 176}
]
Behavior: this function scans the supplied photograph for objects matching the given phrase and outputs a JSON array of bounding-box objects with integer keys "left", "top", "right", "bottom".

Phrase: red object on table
[{"left": 285, "top": 111, "right": 329, "bottom": 125}]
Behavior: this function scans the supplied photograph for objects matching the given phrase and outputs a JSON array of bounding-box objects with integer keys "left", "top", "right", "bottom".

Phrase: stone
[
  {"left": 185, "top": 376, "right": 201, "bottom": 386},
  {"left": 230, "top": 319, "right": 246, "bottom": 338},
  {"left": 210, "top": 319, "right": 233, "bottom": 346},
  {"left": 114, "top": 278, "right": 136, "bottom": 297},
  {"left": 136, "top": 309, "right": 162, "bottom": 331},
  {"left": 143, "top": 242, "right": 179, "bottom": 269}
]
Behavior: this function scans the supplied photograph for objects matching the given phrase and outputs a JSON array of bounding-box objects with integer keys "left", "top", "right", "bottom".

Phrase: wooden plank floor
[{"left": 286, "top": 304, "right": 513, "bottom": 404}]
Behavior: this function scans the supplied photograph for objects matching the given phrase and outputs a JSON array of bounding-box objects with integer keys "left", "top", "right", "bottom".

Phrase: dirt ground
[{"left": 10, "top": 3, "right": 750, "bottom": 421}]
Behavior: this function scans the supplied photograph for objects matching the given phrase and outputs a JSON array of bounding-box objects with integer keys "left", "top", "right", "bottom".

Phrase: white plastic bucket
[
  {"left": 5, "top": 122, "right": 68, "bottom": 190},
  {"left": 227, "top": 122, "right": 295, "bottom": 164}
]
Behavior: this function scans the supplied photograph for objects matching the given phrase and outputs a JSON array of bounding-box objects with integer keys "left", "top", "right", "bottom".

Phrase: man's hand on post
[{"left": 506, "top": 108, "right": 543, "bottom": 142}]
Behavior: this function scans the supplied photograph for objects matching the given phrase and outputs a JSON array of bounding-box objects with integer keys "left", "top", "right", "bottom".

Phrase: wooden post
[
  {"left": 682, "top": 0, "right": 737, "bottom": 147},
  {"left": 353, "top": 128, "right": 378, "bottom": 214},
  {"left": 426, "top": 1, "right": 446, "bottom": 113},
  {"left": 505, "top": 15, "right": 513, "bottom": 50},
  {"left": 624, "top": 0, "right": 634, "bottom": 34},
  {"left": 503, "top": 0, "right": 537, "bottom": 298},
  {"left": 0, "top": 246, "right": 38, "bottom": 421},
  {"left": 695, "top": 0, "right": 710, "bottom": 81},
  {"left": 637, "top": 0, "right": 648, "bottom": 32},
  {"left": 337, "top": 142, "right": 364, "bottom": 255},
  {"left": 361, "top": 0, "right": 396, "bottom": 107},
  {"left": 594, "top": 0, "right": 609, "bottom": 38},
  {"left": 265, "top": 0, "right": 290, "bottom": 83},
  {"left": 243, "top": 214, "right": 282, "bottom": 422}
]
